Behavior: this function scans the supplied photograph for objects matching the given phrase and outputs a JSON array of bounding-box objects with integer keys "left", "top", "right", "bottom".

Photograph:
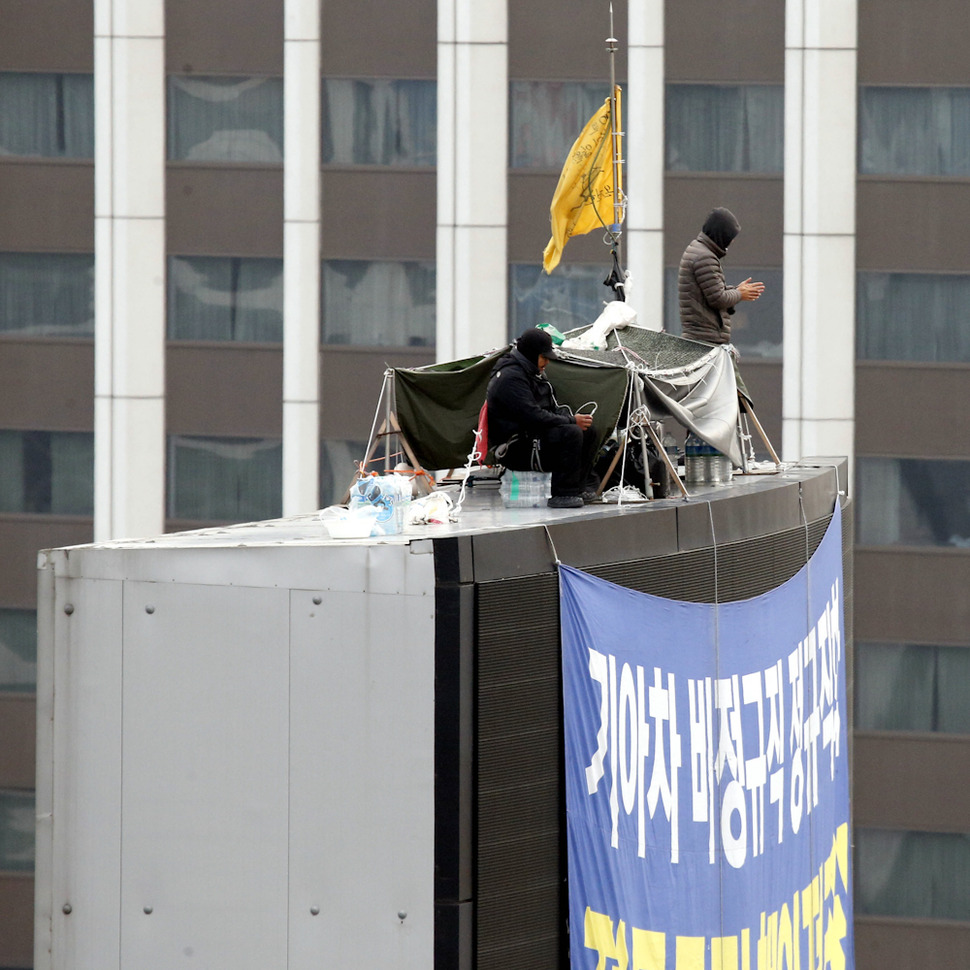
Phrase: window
[
  {"left": 168, "top": 76, "right": 284, "bottom": 163},
  {"left": 857, "top": 272, "right": 970, "bottom": 363},
  {"left": 0, "top": 252, "right": 94, "bottom": 337},
  {"left": 856, "top": 641, "right": 970, "bottom": 733},
  {"left": 510, "top": 81, "right": 611, "bottom": 169},
  {"left": 664, "top": 265, "right": 783, "bottom": 358},
  {"left": 0, "top": 72, "right": 94, "bottom": 158},
  {"left": 167, "top": 435, "right": 281, "bottom": 522},
  {"left": 856, "top": 457, "right": 970, "bottom": 547},
  {"left": 856, "top": 828, "right": 970, "bottom": 921},
  {"left": 320, "top": 439, "right": 367, "bottom": 509},
  {"left": 0, "top": 790, "right": 33, "bottom": 872},
  {"left": 168, "top": 256, "right": 283, "bottom": 342},
  {"left": 509, "top": 262, "right": 607, "bottom": 341},
  {"left": 666, "top": 84, "right": 784, "bottom": 173},
  {"left": 0, "top": 431, "right": 94, "bottom": 515},
  {"left": 0, "top": 609, "right": 35, "bottom": 693},
  {"left": 860, "top": 87, "right": 970, "bottom": 176},
  {"left": 322, "top": 259, "right": 435, "bottom": 347},
  {"left": 322, "top": 79, "right": 436, "bottom": 167}
]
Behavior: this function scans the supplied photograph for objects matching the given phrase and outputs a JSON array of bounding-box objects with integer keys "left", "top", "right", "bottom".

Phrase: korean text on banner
[{"left": 559, "top": 504, "right": 853, "bottom": 970}]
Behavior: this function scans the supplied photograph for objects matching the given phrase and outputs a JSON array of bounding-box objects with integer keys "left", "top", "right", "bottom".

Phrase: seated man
[{"left": 487, "top": 327, "right": 597, "bottom": 509}]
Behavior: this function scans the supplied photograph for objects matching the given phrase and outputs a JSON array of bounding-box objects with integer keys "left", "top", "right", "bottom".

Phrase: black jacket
[{"left": 486, "top": 348, "right": 572, "bottom": 449}]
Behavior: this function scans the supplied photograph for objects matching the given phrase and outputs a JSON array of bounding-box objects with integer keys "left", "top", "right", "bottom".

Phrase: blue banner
[{"left": 560, "top": 505, "right": 852, "bottom": 970}]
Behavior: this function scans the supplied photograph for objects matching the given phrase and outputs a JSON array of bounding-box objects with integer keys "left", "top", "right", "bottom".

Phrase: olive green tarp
[
  {"left": 393, "top": 348, "right": 630, "bottom": 472},
  {"left": 391, "top": 325, "right": 749, "bottom": 473}
]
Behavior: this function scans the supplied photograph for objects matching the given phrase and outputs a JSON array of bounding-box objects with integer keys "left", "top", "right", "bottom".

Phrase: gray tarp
[
  {"left": 392, "top": 325, "right": 744, "bottom": 472},
  {"left": 556, "top": 325, "right": 744, "bottom": 466}
]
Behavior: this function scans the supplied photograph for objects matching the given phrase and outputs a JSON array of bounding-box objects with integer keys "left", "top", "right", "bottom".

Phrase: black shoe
[
  {"left": 581, "top": 490, "right": 599, "bottom": 504},
  {"left": 547, "top": 494, "right": 583, "bottom": 509}
]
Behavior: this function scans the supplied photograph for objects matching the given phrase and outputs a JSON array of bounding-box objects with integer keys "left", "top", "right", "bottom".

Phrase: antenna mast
[
  {"left": 606, "top": 3, "right": 624, "bottom": 238},
  {"left": 605, "top": 3, "right": 627, "bottom": 299}
]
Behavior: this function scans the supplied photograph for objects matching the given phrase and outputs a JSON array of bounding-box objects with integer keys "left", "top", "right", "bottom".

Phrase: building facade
[{"left": 1, "top": 0, "right": 969, "bottom": 966}]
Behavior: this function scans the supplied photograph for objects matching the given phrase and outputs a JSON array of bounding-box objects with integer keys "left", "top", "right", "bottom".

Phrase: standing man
[
  {"left": 678, "top": 206, "right": 765, "bottom": 345},
  {"left": 487, "top": 328, "right": 597, "bottom": 509}
]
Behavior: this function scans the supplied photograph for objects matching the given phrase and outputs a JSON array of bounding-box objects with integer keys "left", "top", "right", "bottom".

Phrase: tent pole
[
  {"left": 633, "top": 378, "right": 690, "bottom": 500},
  {"left": 740, "top": 395, "right": 781, "bottom": 465},
  {"left": 385, "top": 370, "right": 395, "bottom": 473}
]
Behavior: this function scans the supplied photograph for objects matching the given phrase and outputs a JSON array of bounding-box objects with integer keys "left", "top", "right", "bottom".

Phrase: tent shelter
[{"left": 360, "top": 324, "right": 777, "bottom": 497}]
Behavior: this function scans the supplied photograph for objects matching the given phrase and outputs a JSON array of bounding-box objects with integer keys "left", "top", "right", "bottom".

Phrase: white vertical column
[
  {"left": 626, "top": 0, "right": 665, "bottom": 330},
  {"left": 283, "top": 0, "right": 321, "bottom": 514},
  {"left": 437, "top": 0, "right": 508, "bottom": 360},
  {"left": 783, "top": 0, "right": 857, "bottom": 467},
  {"left": 93, "top": 0, "right": 166, "bottom": 541}
]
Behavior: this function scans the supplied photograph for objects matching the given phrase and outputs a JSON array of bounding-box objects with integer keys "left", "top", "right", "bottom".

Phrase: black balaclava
[
  {"left": 702, "top": 207, "right": 741, "bottom": 251},
  {"left": 516, "top": 327, "right": 557, "bottom": 366}
]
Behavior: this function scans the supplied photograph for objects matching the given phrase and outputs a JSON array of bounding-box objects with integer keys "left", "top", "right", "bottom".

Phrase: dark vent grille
[
  {"left": 475, "top": 575, "right": 564, "bottom": 970},
  {"left": 589, "top": 515, "right": 832, "bottom": 602}
]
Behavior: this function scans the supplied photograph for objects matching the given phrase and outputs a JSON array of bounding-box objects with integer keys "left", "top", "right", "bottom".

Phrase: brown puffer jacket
[{"left": 677, "top": 232, "right": 742, "bottom": 345}]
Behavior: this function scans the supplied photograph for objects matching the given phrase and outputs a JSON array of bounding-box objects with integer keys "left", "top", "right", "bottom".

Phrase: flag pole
[
  {"left": 605, "top": 2, "right": 627, "bottom": 299},
  {"left": 606, "top": 3, "right": 623, "bottom": 239}
]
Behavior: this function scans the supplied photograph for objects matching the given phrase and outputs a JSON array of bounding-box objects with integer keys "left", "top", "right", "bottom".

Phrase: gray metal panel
[
  {"left": 287, "top": 564, "right": 436, "bottom": 967},
  {"left": 0, "top": 163, "right": 93, "bottom": 251},
  {"left": 665, "top": 0, "right": 783, "bottom": 81},
  {"left": 858, "top": 179, "right": 970, "bottom": 273},
  {"left": 664, "top": 176, "right": 783, "bottom": 268},
  {"left": 509, "top": 0, "right": 628, "bottom": 79},
  {"left": 166, "top": 168, "right": 283, "bottom": 257},
  {"left": 547, "top": 503, "right": 681, "bottom": 565},
  {"left": 43, "top": 574, "right": 124, "bottom": 970},
  {"left": 46, "top": 541, "right": 435, "bottom": 594},
  {"left": 859, "top": 0, "right": 970, "bottom": 85},
  {"left": 119, "top": 581, "right": 290, "bottom": 969},
  {"left": 858, "top": 364, "right": 970, "bottom": 459}
]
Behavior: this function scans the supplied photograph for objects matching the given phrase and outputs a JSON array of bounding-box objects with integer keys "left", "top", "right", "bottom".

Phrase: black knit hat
[
  {"left": 702, "top": 207, "right": 741, "bottom": 251},
  {"left": 516, "top": 327, "right": 559, "bottom": 364}
]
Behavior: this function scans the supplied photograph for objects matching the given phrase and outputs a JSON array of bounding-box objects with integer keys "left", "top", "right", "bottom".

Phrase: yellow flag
[{"left": 542, "top": 86, "right": 623, "bottom": 274}]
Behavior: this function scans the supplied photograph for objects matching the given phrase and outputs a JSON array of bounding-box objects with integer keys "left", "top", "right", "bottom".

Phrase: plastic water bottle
[{"left": 685, "top": 433, "right": 705, "bottom": 484}]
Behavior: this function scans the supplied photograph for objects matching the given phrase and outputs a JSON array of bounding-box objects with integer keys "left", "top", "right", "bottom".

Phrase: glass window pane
[
  {"left": 168, "top": 256, "right": 283, "bottom": 342},
  {"left": 510, "top": 81, "right": 609, "bottom": 169},
  {"left": 167, "top": 435, "right": 282, "bottom": 522},
  {"left": 857, "top": 642, "right": 970, "bottom": 734},
  {"left": 49, "top": 432, "right": 95, "bottom": 515},
  {"left": 860, "top": 87, "right": 970, "bottom": 176},
  {"left": 666, "top": 84, "right": 784, "bottom": 173},
  {"left": 663, "top": 265, "right": 783, "bottom": 359},
  {"left": 857, "top": 272, "right": 970, "bottom": 363},
  {"left": 0, "top": 253, "right": 95, "bottom": 336},
  {"left": 320, "top": 438, "right": 368, "bottom": 508},
  {"left": 856, "top": 642, "right": 937, "bottom": 732},
  {"left": 322, "top": 260, "right": 435, "bottom": 347},
  {"left": 856, "top": 828, "right": 970, "bottom": 920},
  {"left": 0, "top": 72, "right": 94, "bottom": 158},
  {"left": 0, "top": 609, "right": 36, "bottom": 693},
  {"left": 0, "top": 790, "right": 34, "bottom": 871},
  {"left": 936, "top": 648, "right": 970, "bottom": 734},
  {"left": 322, "top": 79, "right": 436, "bottom": 166},
  {"left": 509, "top": 262, "right": 607, "bottom": 341},
  {"left": 0, "top": 431, "right": 26, "bottom": 512},
  {"left": 168, "top": 76, "right": 284, "bottom": 163},
  {"left": 0, "top": 431, "right": 93, "bottom": 515},
  {"left": 856, "top": 456, "right": 970, "bottom": 548}
]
